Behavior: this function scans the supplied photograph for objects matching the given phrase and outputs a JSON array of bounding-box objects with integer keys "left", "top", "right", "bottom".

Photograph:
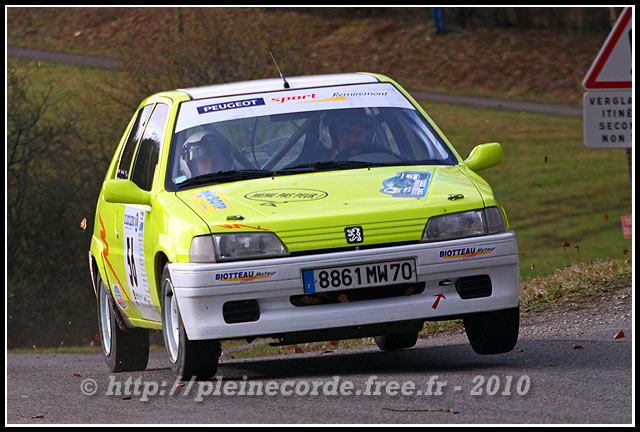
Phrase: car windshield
[{"left": 167, "top": 83, "right": 458, "bottom": 190}]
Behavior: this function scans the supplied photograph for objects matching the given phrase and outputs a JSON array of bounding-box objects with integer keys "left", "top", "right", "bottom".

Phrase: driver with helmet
[
  {"left": 323, "top": 109, "right": 377, "bottom": 160},
  {"left": 182, "top": 128, "right": 233, "bottom": 179}
]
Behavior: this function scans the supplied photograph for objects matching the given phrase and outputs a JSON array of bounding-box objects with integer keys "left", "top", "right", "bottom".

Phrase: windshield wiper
[
  {"left": 276, "top": 160, "right": 392, "bottom": 173},
  {"left": 176, "top": 170, "right": 274, "bottom": 189}
]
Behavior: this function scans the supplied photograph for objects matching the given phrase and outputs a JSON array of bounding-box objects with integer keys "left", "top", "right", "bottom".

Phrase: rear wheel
[
  {"left": 463, "top": 307, "right": 519, "bottom": 354},
  {"left": 97, "top": 273, "right": 149, "bottom": 372},
  {"left": 161, "top": 265, "right": 221, "bottom": 380},
  {"left": 374, "top": 331, "right": 419, "bottom": 351}
]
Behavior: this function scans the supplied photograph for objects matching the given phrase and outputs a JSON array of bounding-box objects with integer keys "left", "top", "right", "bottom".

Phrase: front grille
[
  {"left": 455, "top": 275, "right": 492, "bottom": 299},
  {"left": 290, "top": 282, "right": 426, "bottom": 307},
  {"left": 222, "top": 299, "right": 260, "bottom": 324},
  {"left": 279, "top": 218, "right": 426, "bottom": 254},
  {"left": 288, "top": 240, "right": 419, "bottom": 257}
]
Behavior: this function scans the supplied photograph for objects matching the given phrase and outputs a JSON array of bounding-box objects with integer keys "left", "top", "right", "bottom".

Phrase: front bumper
[{"left": 169, "top": 231, "right": 520, "bottom": 340}]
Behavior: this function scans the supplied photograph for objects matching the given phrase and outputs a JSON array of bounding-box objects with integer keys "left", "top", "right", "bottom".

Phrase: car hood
[{"left": 176, "top": 165, "right": 487, "bottom": 252}]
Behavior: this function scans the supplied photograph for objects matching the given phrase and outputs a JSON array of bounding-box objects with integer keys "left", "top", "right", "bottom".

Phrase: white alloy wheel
[
  {"left": 99, "top": 285, "right": 112, "bottom": 356},
  {"left": 162, "top": 277, "right": 181, "bottom": 364}
]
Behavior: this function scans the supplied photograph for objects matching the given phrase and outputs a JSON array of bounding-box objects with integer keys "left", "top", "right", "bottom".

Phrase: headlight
[
  {"left": 190, "top": 232, "right": 289, "bottom": 263},
  {"left": 484, "top": 206, "right": 507, "bottom": 234},
  {"left": 422, "top": 207, "right": 506, "bottom": 242}
]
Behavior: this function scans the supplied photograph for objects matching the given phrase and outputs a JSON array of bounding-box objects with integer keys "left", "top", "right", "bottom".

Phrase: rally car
[{"left": 89, "top": 73, "right": 520, "bottom": 379}]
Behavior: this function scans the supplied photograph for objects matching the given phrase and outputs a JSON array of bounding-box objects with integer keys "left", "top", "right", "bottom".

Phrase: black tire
[
  {"left": 161, "top": 265, "right": 221, "bottom": 381},
  {"left": 463, "top": 307, "right": 519, "bottom": 355},
  {"left": 96, "top": 273, "right": 149, "bottom": 372},
  {"left": 374, "top": 332, "right": 419, "bottom": 351}
]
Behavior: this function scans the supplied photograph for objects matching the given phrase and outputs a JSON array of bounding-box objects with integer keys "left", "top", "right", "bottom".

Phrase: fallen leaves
[{"left": 613, "top": 330, "right": 625, "bottom": 339}]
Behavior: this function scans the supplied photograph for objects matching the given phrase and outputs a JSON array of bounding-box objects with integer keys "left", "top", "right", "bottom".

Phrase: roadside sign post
[
  {"left": 582, "top": 7, "right": 633, "bottom": 238},
  {"left": 583, "top": 90, "right": 632, "bottom": 149},
  {"left": 582, "top": 7, "right": 632, "bottom": 148}
]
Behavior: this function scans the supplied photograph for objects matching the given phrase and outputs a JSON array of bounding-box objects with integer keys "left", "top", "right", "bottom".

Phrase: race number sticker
[{"left": 123, "top": 206, "right": 161, "bottom": 321}]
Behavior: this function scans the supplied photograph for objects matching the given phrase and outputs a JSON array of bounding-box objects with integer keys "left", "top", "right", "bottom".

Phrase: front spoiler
[{"left": 169, "top": 232, "right": 520, "bottom": 340}]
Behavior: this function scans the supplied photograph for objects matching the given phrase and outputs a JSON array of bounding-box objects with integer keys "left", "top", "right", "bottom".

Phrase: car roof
[{"left": 176, "top": 73, "right": 382, "bottom": 100}]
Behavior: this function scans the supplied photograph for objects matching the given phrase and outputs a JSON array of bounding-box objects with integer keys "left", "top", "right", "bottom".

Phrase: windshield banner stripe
[{"left": 175, "top": 83, "right": 414, "bottom": 133}]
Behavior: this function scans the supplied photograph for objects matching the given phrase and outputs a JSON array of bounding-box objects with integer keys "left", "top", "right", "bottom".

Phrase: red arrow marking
[
  {"left": 98, "top": 214, "right": 132, "bottom": 303},
  {"left": 432, "top": 294, "right": 446, "bottom": 310},
  {"left": 216, "top": 223, "right": 269, "bottom": 231}
]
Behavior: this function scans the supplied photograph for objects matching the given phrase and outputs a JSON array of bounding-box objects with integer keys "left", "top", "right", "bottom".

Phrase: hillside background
[{"left": 7, "top": 7, "right": 622, "bottom": 105}]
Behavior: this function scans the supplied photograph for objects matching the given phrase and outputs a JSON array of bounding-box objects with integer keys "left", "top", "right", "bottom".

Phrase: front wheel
[
  {"left": 96, "top": 273, "right": 149, "bottom": 372},
  {"left": 161, "top": 265, "right": 221, "bottom": 380},
  {"left": 463, "top": 307, "right": 519, "bottom": 355}
]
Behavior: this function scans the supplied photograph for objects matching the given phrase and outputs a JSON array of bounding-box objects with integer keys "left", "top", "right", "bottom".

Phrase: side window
[
  {"left": 116, "top": 105, "right": 154, "bottom": 179},
  {"left": 131, "top": 103, "right": 170, "bottom": 191}
]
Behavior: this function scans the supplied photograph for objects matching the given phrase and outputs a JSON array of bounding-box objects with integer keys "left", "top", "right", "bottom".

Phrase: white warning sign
[{"left": 583, "top": 90, "right": 632, "bottom": 149}]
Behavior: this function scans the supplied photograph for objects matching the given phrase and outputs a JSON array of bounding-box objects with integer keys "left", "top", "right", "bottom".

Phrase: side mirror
[
  {"left": 103, "top": 179, "right": 151, "bottom": 205},
  {"left": 464, "top": 142, "right": 503, "bottom": 171}
]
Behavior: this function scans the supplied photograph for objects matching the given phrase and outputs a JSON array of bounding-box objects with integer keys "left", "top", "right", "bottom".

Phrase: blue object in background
[{"left": 430, "top": 7, "right": 446, "bottom": 35}]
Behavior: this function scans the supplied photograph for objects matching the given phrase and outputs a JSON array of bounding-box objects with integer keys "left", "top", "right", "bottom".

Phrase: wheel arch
[
  {"left": 155, "top": 250, "right": 170, "bottom": 299},
  {"left": 153, "top": 233, "right": 177, "bottom": 302},
  {"left": 89, "top": 247, "right": 109, "bottom": 300}
]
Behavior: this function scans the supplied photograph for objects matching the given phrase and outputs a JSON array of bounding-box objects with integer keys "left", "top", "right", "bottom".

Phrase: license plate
[{"left": 302, "top": 259, "right": 417, "bottom": 294}]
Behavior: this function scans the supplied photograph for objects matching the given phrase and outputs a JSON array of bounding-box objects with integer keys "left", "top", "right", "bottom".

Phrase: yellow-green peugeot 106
[{"left": 89, "top": 73, "right": 520, "bottom": 379}]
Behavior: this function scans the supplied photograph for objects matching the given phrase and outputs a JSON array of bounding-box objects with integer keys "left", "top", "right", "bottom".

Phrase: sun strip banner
[{"left": 175, "top": 83, "right": 415, "bottom": 133}]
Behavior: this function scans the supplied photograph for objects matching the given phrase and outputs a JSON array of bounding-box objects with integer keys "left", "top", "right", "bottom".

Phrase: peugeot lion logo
[{"left": 345, "top": 226, "right": 364, "bottom": 244}]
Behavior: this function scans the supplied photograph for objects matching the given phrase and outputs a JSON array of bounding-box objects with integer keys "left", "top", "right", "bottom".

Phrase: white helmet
[{"left": 180, "top": 127, "right": 232, "bottom": 178}]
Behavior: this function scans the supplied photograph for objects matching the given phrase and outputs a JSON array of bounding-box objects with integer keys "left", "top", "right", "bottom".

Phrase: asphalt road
[
  {"left": 7, "top": 45, "right": 581, "bottom": 118},
  {"left": 7, "top": 293, "right": 632, "bottom": 425}
]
